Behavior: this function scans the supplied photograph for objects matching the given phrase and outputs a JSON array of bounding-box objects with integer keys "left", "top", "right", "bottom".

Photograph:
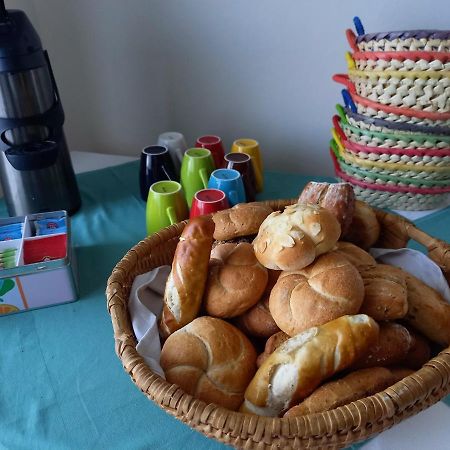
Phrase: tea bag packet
[
  {"left": 0, "top": 222, "right": 23, "bottom": 241},
  {"left": 35, "top": 217, "right": 67, "bottom": 236}
]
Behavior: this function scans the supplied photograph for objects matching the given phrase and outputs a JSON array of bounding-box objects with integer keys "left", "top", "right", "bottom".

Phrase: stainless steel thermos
[{"left": 0, "top": 3, "right": 81, "bottom": 216}]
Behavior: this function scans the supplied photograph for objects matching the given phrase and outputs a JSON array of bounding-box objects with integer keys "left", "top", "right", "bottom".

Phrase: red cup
[
  {"left": 190, "top": 188, "right": 229, "bottom": 218},
  {"left": 195, "top": 135, "right": 225, "bottom": 169}
]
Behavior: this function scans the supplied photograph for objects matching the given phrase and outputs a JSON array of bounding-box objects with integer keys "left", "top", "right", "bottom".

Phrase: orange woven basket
[{"left": 106, "top": 199, "right": 450, "bottom": 449}]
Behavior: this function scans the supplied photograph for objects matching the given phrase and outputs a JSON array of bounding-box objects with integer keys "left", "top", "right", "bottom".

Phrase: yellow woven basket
[{"left": 106, "top": 199, "right": 450, "bottom": 449}]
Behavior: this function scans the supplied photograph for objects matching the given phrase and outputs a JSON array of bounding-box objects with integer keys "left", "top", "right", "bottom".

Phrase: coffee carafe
[{"left": 0, "top": 2, "right": 81, "bottom": 216}]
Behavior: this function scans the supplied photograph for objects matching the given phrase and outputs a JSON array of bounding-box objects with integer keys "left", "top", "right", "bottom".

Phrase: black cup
[
  {"left": 139, "top": 145, "right": 177, "bottom": 200},
  {"left": 224, "top": 152, "right": 256, "bottom": 202}
]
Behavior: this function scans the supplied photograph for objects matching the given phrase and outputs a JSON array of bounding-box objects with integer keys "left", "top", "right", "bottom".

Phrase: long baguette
[
  {"left": 159, "top": 216, "right": 214, "bottom": 338},
  {"left": 240, "top": 314, "right": 379, "bottom": 417}
]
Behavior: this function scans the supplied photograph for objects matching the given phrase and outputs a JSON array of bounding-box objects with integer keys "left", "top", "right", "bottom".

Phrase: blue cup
[{"left": 207, "top": 168, "right": 246, "bottom": 206}]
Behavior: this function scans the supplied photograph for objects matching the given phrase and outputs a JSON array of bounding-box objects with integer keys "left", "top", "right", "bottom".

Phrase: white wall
[{"left": 8, "top": 0, "right": 450, "bottom": 175}]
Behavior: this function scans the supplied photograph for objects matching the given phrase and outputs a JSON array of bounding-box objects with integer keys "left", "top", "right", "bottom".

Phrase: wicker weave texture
[{"left": 106, "top": 199, "right": 450, "bottom": 449}]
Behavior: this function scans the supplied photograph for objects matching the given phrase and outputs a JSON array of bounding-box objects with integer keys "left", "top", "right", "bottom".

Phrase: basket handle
[
  {"left": 341, "top": 89, "right": 357, "bottom": 112},
  {"left": 335, "top": 104, "right": 348, "bottom": 123},
  {"left": 346, "top": 28, "right": 359, "bottom": 52},
  {"left": 353, "top": 16, "right": 365, "bottom": 36},
  {"left": 333, "top": 74, "right": 355, "bottom": 92}
]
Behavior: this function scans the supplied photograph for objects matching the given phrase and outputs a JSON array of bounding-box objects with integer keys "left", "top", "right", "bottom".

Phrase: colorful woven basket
[
  {"left": 333, "top": 74, "right": 450, "bottom": 126},
  {"left": 331, "top": 151, "right": 450, "bottom": 209},
  {"left": 352, "top": 50, "right": 450, "bottom": 72},
  {"left": 333, "top": 115, "right": 450, "bottom": 149},
  {"left": 338, "top": 105, "right": 450, "bottom": 136},
  {"left": 331, "top": 143, "right": 450, "bottom": 188},
  {"left": 348, "top": 70, "right": 450, "bottom": 113},
  {"left": 347, "top": 27, "right": 450, "bottom": 53}
]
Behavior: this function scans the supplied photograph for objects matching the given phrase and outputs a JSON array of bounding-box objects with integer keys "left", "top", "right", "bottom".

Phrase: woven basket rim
[
  {"left": 107, "top": 198, "right": 450, "bottom": 449},
  {"left": 341, "top": 105, "right": 450, "bottom": 136}
]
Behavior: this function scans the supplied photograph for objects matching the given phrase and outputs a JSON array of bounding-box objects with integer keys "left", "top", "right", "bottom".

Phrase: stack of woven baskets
[{"left": 330, "top": 17, "right": 450, "bottom": 210}]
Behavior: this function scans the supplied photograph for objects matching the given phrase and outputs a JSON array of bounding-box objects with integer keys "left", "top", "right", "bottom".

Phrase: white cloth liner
[{"left": 127, "top": 248, "right": 450, "bottom": 447}]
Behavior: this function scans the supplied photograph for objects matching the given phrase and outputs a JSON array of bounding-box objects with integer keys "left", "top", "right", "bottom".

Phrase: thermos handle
[
  {"left": 166, "top": 206, "right": 178, "bottom": 225},
  {"left": 5, "top": 141, "right": 59, "bottom": 171}
]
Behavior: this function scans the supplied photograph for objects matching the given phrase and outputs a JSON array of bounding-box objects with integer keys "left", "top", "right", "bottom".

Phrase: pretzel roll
[
  {"left": 212, "top": 203, "right": 273, "bottom": 241},
  {"left": 284, "top": 367, "right": 395, "bottom": 417},
  {"left": 234, "top": 270, "right": 281, "bottom": 338},
  {"left": 404, "top": 272, "right": 450, "bottom": 346},
  {"left": 204, "top": 243, "right": 268, "bottom": 318},
  {"left": 353, "top": 322, "right": 412, "bottom": 370},
  {"left": 298, "top": 181, "right": 355, "bottom": 235},
  {"left": 253, "top": 203, "right": 341, "bottom": 271},
  {"left": 358, "top": 264, "right": 408, "bottom": 321},
  {"left": 343, "top": 200, "right": 380, "bottom": 249},
  {"left": 160, "top": 317, "right": 257, "bottom": 410},
  {"left": 159, "top": 216, "right": 214, "bottom": 338},
  {"left": 269, "top": 252, "right": 364, "bottom": 336},
  {"left": 332, "top": 241, "right": 376, "bottom": 267},
  {"left": 241, "top": 314, "right": 379, "bottom": 417}
]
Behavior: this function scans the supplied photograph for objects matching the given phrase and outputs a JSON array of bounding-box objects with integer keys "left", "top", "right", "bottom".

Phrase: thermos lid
[
  {"left": 0, "top": 8, "right": 44, "bottom": 72},
  {"left": 0, "top": 9, "right": 42, "bottom": 57}
]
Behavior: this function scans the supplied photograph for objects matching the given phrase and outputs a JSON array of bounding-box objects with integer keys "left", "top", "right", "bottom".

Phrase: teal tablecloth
[{"left": 1, "top": 161, "right": 449, "bottom": 450}]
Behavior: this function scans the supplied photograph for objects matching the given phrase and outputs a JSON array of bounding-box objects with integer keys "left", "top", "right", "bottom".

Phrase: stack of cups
[
  {"left": 331, "top": 17, "right": 450, "bottom": 211},
  {"left": 144, "top": 133, "right": 264, "bottom": 234}
]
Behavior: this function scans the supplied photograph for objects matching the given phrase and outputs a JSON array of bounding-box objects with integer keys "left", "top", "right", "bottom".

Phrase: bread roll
[
  {"left": 358, "top": 264, "right": 408, "bottom": 321},
  {"left": 353, "top": 322, "right": 412, "bottom": 370},
  {"left": 212, "top": 203, "right": 272, "bottom": 241},
  {"left": 269, "top": 252, "right": 364, "bottom": 336},
  {"left": 298, "top": 182, "right": 355, "bottom": 235},
  {"left": 233, "top": 270, "right": 281, "bottom": 338},
  {"left": 256, "top": 331, "right": 290, "bottom": 367},
  {"left": 403, "top": 330, "right": 431, "bottom": 369},
  {"left": 343, "top": 200, "right": 380, "bottom": 249},
  {"left": 332, "top": 241, "right": 376, "bottom": 267},
  {"left": 253, "top": 203, "right": 341, "bottom": 271},
  {"left": 284, "top": 367, "right": 394, "bottom": 417},
  {"left": 160, "top": 317, "right": 257, "bottom": 411},
  {"left": 240, "top": 314, "right": 379, "bottom": 417},
  {"left": 204, "top": 243, "right": 268, "bottom": 318},
  {"left": 404, "top": 272, "right": 450, "bottom": 346},
  {"left": 159, "top": 216, "right": 214, "bottom": 338}
]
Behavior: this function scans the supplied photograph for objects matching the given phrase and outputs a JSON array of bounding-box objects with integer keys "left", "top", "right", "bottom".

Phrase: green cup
[
  {"left": 146, "top": 180, "right": 189, "bottom": 235},
  {"left": 180, "top": 148, "right": 215, "bottom": 207}
]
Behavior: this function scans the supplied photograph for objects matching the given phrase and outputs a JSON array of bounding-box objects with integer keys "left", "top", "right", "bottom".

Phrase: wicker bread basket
[{"left": 106, "top": 199, "right": 450, "bottom": 449}]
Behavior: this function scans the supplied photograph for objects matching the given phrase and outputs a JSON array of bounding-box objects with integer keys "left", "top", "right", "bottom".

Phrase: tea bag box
[{"left": 0, "top": 210, "right": 77, "bottom": 316}]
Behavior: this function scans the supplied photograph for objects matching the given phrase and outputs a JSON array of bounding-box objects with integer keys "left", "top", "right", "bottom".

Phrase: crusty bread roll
[
  {"left": 298, "top": 182, "right": 355, "bottom": 235},
  {"left": 212, "top": 203, "right": 272, "bottom": 241},
  {"left": 253, "top": 203, "right": 341, "bottom": 271},
  {"left": 343, "top": 200, "right": 380, "bottom": 249},
  {"left": 284, "top": 367, "right": 395, "bottom": 417},
  {"left": 353, "top": 322, "right": 412, "bottom": 370},
  {"left": 269, "top": 252, "right": 364, "bottom": 336},
  {"left": 358, "top": 264, "right": 408, "bottom": 321},
  {"left": 160, "top": 317, "right": 257, "bottom": 411},
  {"left": 159, "top": 216, "right": 214, "bottom": 338},
  {"left": 233, "top": 270, "right": 281, "bottom": 338},
  {"left": 332, "top": 241, "right": 376, "bottom": 267},
  {"left": 403, "top": 330, "right": 431, "bottom": 369},
  {"left": 404, "top": 272, "right": 450, "bottom": 346},
  {"left": 234, "top": 295, "right": 280, "bottom": 338},
  {"left": 204, "top": 243, "right": 268, "bottom": 318},
  {"left": 256, "top": 331, "right": 290, "bottom": 367},
  {"left": 240, "top": 314, "right": 379, "bottom": 417}
]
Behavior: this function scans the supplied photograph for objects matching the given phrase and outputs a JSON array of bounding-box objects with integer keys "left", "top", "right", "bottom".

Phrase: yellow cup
[{"left": 231, "top": 139, "right": 263, "bottom": 192}]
